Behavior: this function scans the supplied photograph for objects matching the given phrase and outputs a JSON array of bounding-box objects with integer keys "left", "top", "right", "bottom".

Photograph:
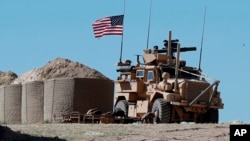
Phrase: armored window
[
  {"left": 136, "top": 70, "right": 144, "bottom": 78},
  {"left": 147, "top": 71, "right": 154, "bottom": 81}
]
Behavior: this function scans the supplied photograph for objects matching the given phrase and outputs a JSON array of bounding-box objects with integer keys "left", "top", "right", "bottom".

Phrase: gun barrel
[
  {"left": 178, "top": 47, "right": 197, "bottom": 52},
  {"left": 156, "top": 47, "right": 196, "bottom": 53}
]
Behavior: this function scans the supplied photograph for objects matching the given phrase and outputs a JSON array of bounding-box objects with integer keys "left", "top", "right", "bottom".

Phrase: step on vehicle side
[{"left": 114, "top": 31, "right": 224, "bottom": 123}]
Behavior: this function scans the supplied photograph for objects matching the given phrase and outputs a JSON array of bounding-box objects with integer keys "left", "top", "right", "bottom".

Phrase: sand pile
[{"left": 0, "top": 58, "right": 109, "bottom": 86}]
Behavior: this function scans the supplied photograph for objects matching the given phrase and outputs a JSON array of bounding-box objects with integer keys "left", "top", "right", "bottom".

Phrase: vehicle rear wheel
[
  {"left": 202, "top": 109, "right": 219, "bottom": 123},
  {"left": 151, "top": 98, "right": 171, "bottom": 123},
  {"left": 114, "top": 100, "right": 129, "bottom": 117}
]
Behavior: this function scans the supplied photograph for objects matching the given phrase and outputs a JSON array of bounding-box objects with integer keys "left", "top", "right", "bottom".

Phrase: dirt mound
[
  {"left": 0, "top": 71, "right": 18, "bottom": 86},
  {"left": 12, "top": 58, "right": 110, "bottom": 84}
]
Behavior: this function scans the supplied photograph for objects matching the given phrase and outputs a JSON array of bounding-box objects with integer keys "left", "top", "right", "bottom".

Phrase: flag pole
[
  {"left": 119, "top": 0, "right": 126, "bottom": 63},
  {"left": 146, "top": 0, "right": 153, "bottom": 49}
]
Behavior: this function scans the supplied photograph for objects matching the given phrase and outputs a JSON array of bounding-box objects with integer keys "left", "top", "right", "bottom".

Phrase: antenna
[
  {"left": 198, "top": 7, "right": 207, "bottom": 71},
  {"left": 135, "top": 54, "right": 141, "bottom": 66},
  {"left": 146, "top": 0, "right": 153, "bottom": 49},
  {"left": 119, "top": 0, "right": 126, "bottom": 63}
]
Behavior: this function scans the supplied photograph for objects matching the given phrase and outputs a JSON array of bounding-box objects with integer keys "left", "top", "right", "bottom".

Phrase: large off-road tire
[
  {"left": 151, "top": 98, "right": 171, "bottom": 123},
  {"left": 202, "top": 109, "right": 219, "bottom": 123},
  {"left": 114, "top": 100, "right": 129, "bottom": 117}
]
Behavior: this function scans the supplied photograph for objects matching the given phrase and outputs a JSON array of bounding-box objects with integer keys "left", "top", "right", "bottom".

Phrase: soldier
[{"left": 158, "top": 72, "right": 172, "bottom": 91}]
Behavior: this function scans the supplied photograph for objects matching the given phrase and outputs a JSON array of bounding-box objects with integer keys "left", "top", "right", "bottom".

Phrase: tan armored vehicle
[{"left": 114, "top": 31, "right": 224, "bottom": 123}]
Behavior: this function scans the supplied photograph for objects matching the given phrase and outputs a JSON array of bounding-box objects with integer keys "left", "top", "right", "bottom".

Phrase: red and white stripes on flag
[{"left": 92, "top": 15, "right": 124, "bottom": 38}]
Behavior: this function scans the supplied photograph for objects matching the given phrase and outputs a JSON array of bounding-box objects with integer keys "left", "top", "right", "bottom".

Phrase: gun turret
[
  {"left": 142, "top": 31, "right": 197, "bottom": 66},
  {"left": 162, "top": 39, "right": 196, "bottom": 54}
]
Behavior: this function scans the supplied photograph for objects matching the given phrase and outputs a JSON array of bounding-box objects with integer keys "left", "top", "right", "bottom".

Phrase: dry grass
[{"left": 2, "top": 123, "right": 230, "bottom": 141}]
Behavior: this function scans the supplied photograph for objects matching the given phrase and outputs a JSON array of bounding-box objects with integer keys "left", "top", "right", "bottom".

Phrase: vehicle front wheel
[
  {"left": 113, "top": 100, "right": 129, "bottom": 117},
  {"left": 151, "top": 98, "right": 171, "bottom": 123}
]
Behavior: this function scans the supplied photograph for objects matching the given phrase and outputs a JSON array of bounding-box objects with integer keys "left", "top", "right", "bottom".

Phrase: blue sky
[{"left": 0, "top": 0, "right": 249, "bottom": 122}]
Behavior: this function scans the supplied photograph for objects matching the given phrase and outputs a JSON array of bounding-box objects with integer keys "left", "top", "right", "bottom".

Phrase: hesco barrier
[
  {"left": 44, "top": 78, "right": 74, "bottom": 122},
  {"left": 73, "top": 78, "right": 114, "bottom": 114},
  {"left": 22, "top": 81, "right": 44, "bottom": 124},
  {"left": 44, "top": 78, "right": 114, "bottom": 123},
  {"left": 0, "top": 84, "right": 22, "bottom": 124}
]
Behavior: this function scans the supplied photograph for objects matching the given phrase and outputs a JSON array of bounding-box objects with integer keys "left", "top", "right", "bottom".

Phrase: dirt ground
[{"left": 2, "top": 123, "right": 230, "bottom": 141}]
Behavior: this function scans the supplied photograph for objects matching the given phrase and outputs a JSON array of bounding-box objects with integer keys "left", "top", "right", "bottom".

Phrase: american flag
[{"left": 92, "top": 15, "right": 124, "bottom": 38}]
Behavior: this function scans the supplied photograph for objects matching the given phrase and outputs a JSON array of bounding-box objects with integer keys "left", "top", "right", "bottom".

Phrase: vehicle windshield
[
  {"left": 136, "top": 70, "right": 144, "bottom": 78},
  {"left": 147, "top": 71, "right": 154, "bottom": 81}
]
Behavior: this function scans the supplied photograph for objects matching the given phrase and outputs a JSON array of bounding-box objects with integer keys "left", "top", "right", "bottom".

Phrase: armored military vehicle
[{"left": 114, "top": 31, "right": 224, "bottom": 123}]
